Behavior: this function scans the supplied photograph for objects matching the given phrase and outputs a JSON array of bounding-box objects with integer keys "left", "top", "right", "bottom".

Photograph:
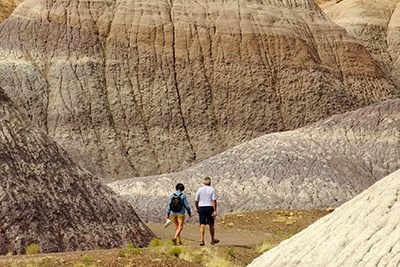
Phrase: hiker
[
  {"left": 195, "top": 176, "right": 219, "bottom": 246},
  {"left": 166, "top": 183, "right": 192, "bottom": 246}
]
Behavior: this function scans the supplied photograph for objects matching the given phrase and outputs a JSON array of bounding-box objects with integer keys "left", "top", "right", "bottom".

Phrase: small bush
[
  {"left": 148, "top": 238, "right": 165, "bottom": 247},
  {"left": 256, "top": 240, "right": 276, "bottom": 254},
  {"left": 226, "top": 247, "right": 235, "bottom": 258},
  {"left": 40, "top": 256, "right": 52, "bottom": 266},
  {"left": 180, "top": 249, "right": 204, "bottom": 264},
  {"left": 204, "top": 253, "right": 240, "bottom": 267},
  {"left": 118, "top": 245, "right": 141, "bottom": 257},
  {"left": 82, "top": 255, "right": 93, "bottom": 264},
  {"left": 25, "top": 244, "right": 40, "bottom": 255},
  {"left": 165, "top": 240, "right": 175, "bottom": 246},
  {"left": 169, "top": 246, "right": 183, "bottom": 257}
]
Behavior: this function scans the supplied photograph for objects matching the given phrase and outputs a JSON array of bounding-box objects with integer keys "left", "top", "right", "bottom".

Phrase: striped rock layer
[
  {"left": 321, "top": 0, "right": 400, "bottom": 88},
  {"left": 0, "top": 89, "right": 154, "bottom": 254},
  {"left": 0, "top": 0, "right": 398, "bottom": 180}
]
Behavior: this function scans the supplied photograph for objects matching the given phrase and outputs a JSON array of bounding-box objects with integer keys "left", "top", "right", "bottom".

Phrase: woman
[{"left": 166, "top": 183, "right": 192, "bottom": 245}]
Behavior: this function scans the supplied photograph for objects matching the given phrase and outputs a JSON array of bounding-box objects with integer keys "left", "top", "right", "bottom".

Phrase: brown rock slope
[
  {"left": 0, "top": 0, "right": 398, "bottom": 181},
  {"left": 109, "top": 99, "right": 400, "bottom": 222},
  {"left": 0, "top": 0, "right": 22, "bottom": 22},
  {"left": 320, "top": 0, "right": 400, "bottom": 87},
  {"left": 0, "top": 89, "right": 154, "bottom": 254},
  {"left": 248, "top": 168, "right": 400, "bottom": 266}
]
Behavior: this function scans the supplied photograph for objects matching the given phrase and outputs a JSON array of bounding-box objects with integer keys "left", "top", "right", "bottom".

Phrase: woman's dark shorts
[{"left": 199, "top": 206, "right": 215, "bottom": 225}]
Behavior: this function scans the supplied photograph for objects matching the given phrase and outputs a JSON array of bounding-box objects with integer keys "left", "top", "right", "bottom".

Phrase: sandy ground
[
  {"left": 0, "top": 210, "right": 329, "bottom": 267},
  {"left": 148, "top": 223, "right": 267, "bottom": 247}
]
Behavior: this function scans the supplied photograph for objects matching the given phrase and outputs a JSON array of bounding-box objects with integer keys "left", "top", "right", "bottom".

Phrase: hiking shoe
[
  {"left": 210, "top": 239, "right": 220, "bottom": 245},
  {"left": 200, "top": 241, "right": 205, "bottom": 246},
  {"left": 172, "top": 238, "right": 177, "bottom": 246}
]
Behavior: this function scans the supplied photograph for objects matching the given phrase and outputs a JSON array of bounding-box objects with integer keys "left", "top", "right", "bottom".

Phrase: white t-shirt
[{"left": 195, "top": 185, "right": 217, "bottom": 207}]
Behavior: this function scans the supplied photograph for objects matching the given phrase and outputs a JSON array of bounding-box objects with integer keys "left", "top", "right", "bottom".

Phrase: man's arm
[
  {"left": 212, "top": 200, "right": 217, "bottom": 217},
  {"left": 195, "top": 201, "right": 199, "bottom": 213}
]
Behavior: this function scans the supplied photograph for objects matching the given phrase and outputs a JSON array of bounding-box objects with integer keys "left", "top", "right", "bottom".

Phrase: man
[
  {"left": 195, "top": 177, "right": 219, "bottom": 246},
  {"left": 166, "top": 183, "right": 192, "bottom": 246}
]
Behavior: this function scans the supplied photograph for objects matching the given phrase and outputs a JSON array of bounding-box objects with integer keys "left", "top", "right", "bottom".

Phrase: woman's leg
[{"left": 174, "top": 215, "right": 185, "bottom": 244}]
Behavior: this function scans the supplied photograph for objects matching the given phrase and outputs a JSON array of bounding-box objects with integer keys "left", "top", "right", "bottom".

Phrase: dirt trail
[{"left": 147, "top": 223, "right": 266, "bottom": 247}]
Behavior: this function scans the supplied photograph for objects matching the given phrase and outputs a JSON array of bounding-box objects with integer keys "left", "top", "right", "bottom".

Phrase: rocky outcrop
[
  {"left": 320, "top": 0, "right": 400, "bottom": 87},
  {"left": 109, "top": 99, "right": 400, "bottom": 222},
  {"left": 0, "top": 88, "right": 154, "bottom": 254},
  {"left": 0, "top": 0, "right": 398, "bottom": 181},
  {"left": 0, "top": 0, "right": 21, "bottom": 22},
  {"left": 248, "top": 168, "right": 400, "bottom": 266}
]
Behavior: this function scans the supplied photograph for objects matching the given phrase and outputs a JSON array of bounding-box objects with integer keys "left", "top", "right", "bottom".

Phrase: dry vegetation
[{"left": 0, "top": 209, "right": 329, "bottom": 267}]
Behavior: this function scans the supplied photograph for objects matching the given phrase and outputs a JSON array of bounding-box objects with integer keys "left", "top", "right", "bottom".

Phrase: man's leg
[
  {"left": 209, "top": 224, "right": 215, "bottom": 240},
  {"left": 199, "top": 207, "right": 207, "bottom": 245},
  {"left": 209, "top": 222, "right": 219, "bottom": 244},
  {"left": 200, "top": 224, "right": 206, "bottom": 243}
]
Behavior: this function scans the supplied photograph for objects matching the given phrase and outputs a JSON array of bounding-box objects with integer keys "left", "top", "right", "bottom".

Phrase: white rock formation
[{"left": 248, "top": 168, "right": 400, "bottom": 266}]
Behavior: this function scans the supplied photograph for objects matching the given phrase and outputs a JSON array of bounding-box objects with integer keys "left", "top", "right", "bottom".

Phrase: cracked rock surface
[
  {"left": 0, "top": 0, "right": 398, "bottom": 181},
  {"left": 109, "top": 99, "right": 400, "bottom": 222},
  {"left": 0, "top": 0, "right": 21, "bottom": 22},
  {"left": 321, "top": 0, "right": 400, "bottom": 88},
  {"left": 248, "top": 168, "right": 400, "bottom": 267},
  {"left": 0, "top": 89, "right": 154, "bottom": 254}
]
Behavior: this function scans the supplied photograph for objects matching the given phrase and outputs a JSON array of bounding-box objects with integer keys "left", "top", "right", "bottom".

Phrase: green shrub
[
  {"left": 256, "top": 240, "right": 276, "bottom": 254},
  {"left": 118, "top": 244, "right": 141, "bottom": 257},
  {"left": 25, "top": 244, "right": 40, "bottom": 255},
  {"left": 169, "top": 246, "right": 183, "bottom": 257},
  {"left": 148, "top": 238, "right": 165, "bottom": 247},
  {"left": 40, "top": 256, "right": 52, "bottom": 266},
  {"left": 204, "top": 252, "right": 240, "bottom": 267},
  {"left": 82, "top": 255, "right": 93, "bottom": 264},
  {"left": 180, "top": 249, "right": 204, "bottom": 264},
  {"left": 165, "top": 240, "right": 175, "bottom": 246},
  {"left": 226, "top": 247, "right": 235, "bottom": 258}
]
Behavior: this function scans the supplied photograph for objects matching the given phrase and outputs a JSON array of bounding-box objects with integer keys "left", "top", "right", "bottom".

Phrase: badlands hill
[
  {"left": 0, "top": 0, "right": 21, "bottom": 22},
  {"left": 0, "top": 0, "right": 398, "bottom": 180},
  {"left": 0, "top": 89, "right": 154, "bottom": 254},
  {"left": 320, "top": 0, "right": 400, "bottom": 87},
  {"left": 109, "top": 99, "right": 400, "bottom": 222},
  {"left": 248, "top": 168, "right": 400, "bottom": 266}
]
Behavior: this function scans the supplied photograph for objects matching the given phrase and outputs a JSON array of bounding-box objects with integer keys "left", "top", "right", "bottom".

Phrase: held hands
[{"left": 212, "top": 211, "right": 217, "bottom": 217}]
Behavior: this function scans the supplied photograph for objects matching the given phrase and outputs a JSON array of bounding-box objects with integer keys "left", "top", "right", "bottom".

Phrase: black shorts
[{"left": 199, "top": 206, "right": 215, "bottom": 225}]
